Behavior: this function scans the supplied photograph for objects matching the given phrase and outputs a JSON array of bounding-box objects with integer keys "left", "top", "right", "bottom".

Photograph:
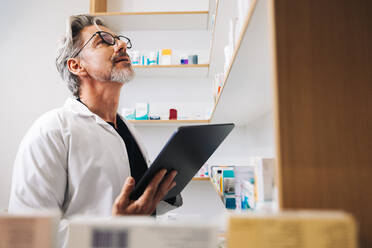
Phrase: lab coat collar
[
  {"left": 64, "top": 98, "right": 150, "bottom": 165},
  {"left": 65, "top": 98, "right": 93, "bottom": 116},
  {"left": 64, "top": 98, "right": 114, "bottom": 126}
]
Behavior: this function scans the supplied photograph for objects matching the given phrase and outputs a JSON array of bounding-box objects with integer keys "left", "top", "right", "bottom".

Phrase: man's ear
[{"left": 67, "top": 58, "right": 87, "bottom": 77}]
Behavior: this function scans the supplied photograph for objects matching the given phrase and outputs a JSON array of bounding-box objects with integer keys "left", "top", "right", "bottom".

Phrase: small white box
[
  {"left": 121, "top": 108, "right": 135, "bottom": 120},
  {"left": 135, "top": 103, "right": 149, "bottom": 120},
  {"left": 68, "top": 217, "right": 218, "bottom": 248}
]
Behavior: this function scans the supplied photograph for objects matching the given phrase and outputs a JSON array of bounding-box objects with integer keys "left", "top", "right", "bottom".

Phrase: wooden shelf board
[
  {"left": 192, "top": 177, "right": 210, "bottom": 181},
  {"left": 92, "top": 11, "right": 209, "bottom": 16},
  {"left": 133, "top": 64, "right": 209, "bottom": 69},
  {"left": 129, "top": 120, "right": 209, "bottom": 123},
  {"left": 90, "top": 0, "right": 106, "bottom": 13},
  {"left": 133, "top": 64, "right": 209, "bottom": 78},
  {"left": 210, "top": 178, "right": 224, "bottom": 200},
  {"left": 128, "top": 119, "right": 210, "bottom": 126}
]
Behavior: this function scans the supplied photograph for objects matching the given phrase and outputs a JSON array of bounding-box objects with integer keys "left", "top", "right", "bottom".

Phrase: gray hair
[{"left": 56, "top": 15, "right": 106, "bottom": 97}]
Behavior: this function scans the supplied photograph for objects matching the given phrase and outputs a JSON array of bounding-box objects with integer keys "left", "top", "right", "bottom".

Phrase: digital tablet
[{"left": 129, "top": 123, "right": 235, "bottom": 200}]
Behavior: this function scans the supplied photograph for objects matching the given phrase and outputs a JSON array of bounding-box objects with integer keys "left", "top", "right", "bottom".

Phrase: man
[{"left": 8, "top": 14, "right": 182, "bottom": 247}]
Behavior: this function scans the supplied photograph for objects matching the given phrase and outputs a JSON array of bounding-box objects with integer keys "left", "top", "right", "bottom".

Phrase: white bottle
[
  {"left": 131, "top": 50, "right": 140, "bottom": 65},
  {"left": 148, "top": 52, "right": 157, "bottom": 65},
  {"left": 160, "top": 49, "right": 172, "bottom": 65}
]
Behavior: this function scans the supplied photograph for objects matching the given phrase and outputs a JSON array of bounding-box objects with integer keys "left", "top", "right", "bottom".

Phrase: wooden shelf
[
  {"left": 209, "top": 0, "right": 273, "bottom": 125},
  {"left": 93, "top": 11, "right": 209, "bottom": 16},
  {"left": 133, "top": 64, "right": 209, "bottom": 68},
  {"left": 192, "top": 177, "right": 210, "bottom": 181},
  {"left": 133, "top": 64, "right": 209, "bottom": 77},
  {"left": 128, "top": 119, "right": 210, "bottom": 126},
  {"left": 91, "top": 11, "right": 209, "bottom": 31},
  {"left": 90, "top": 0, "right": 211, "bottom": 30},
  {"left": 210, "top": 178, "right": 223, "bottom": 200}
]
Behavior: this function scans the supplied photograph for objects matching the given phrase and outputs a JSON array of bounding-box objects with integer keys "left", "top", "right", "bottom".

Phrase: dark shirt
[
  {"left": 107, "top": 115, "right": 148, "bottom": 185},
  {"left": 77, "top": 99, "right": 176, "bottom": 205},
  {"left": 108, "top": 115, "right": 176, "bottom": 205}
]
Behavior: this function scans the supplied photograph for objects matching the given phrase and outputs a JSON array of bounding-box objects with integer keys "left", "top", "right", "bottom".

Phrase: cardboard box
[{"left": 228, "top": 211, "right": 357, "bottom": 248}]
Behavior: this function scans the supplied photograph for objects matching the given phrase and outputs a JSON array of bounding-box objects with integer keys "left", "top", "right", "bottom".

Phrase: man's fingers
[
  {"left": 169, "top": 181, "right": 177, "bottom": 191},
  {"left": 134, "top": 169, "right": 178, "bottom": 214},
  {"left": 133, "top": 169, "right": 166, "bottom": 214},
  {"left": 155, "top": 181, "right": 177, "bottom": 205},
  {"left": 140, "top": 169, "right": 167, "bottom": 201},
  {"left": 162, "top": 170, "right": 178, "bottom": 191},
  {"left": 114, "top": 170, "right": 178, "bottom": 215},
  {"left": 154, "top": 170, "right": 178, "bottom": 203},
  {"left": 115, "top": 177, "right": 135, "bottom": 210}
]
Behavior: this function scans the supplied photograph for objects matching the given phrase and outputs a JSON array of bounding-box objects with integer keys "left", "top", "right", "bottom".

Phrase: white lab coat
[{"left": 8, "top": 98, "right": 181, "bottom": 247}]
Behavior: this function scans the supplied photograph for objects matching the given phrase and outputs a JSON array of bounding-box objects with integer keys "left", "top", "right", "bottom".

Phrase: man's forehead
[{"left": 81, "top": 25, "right": 115, "bottom": 40}]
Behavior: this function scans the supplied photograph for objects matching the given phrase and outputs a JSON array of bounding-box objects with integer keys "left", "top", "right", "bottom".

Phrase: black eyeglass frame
[{"left": 72, "top": 31, "right": 132, "bottom": 58}]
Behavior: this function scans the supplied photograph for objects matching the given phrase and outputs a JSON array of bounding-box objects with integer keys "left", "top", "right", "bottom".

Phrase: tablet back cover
[{"left": 130, "top": 123, "right": 234, "bottom": 200}]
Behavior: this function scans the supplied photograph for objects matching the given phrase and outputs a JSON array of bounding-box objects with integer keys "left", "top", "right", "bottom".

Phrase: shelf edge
[
  {"left": 133, "top": 64, "right": 209, "bottom": 69},
  {"left": 128, "top": 120, "right": 210, "bottom": 124},
  {"left": 209, "top": 0, "right": 258, "bottom": 122},
  {"left": 92, "top": 11, "right": 209, "bottom": 16}
]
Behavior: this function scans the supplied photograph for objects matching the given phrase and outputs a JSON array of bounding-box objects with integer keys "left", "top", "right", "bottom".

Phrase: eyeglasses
[{"left": 72, "top": 31, "right": 132, "bottom": 58}]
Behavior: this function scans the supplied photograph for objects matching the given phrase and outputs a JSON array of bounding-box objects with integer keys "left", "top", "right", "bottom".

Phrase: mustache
[{"left": 112, "top": 52, "right": 129, "bottom": 62}]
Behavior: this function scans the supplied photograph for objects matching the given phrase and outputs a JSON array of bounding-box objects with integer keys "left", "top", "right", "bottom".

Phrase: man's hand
[{"left": 112, "top": 169, "right": 177, "bottom": 215}]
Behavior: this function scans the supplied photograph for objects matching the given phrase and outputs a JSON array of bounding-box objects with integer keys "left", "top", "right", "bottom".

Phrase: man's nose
[{"left": 114, "top": 39, "right": 127, "bottom": 52}]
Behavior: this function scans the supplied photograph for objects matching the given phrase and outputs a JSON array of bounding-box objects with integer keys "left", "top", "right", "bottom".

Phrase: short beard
[{"left": 110, "top": 65, "right": 135, "bottom": 84}]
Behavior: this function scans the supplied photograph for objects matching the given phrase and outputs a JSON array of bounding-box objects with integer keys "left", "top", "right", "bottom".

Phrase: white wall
[
  {"left": 120, "top": 77, "right": 214, "bottom": 120},
  {"left": 244, "top": 111, "right": 275, "bottom": 158},
  {"left": 0, "top": 0, "right": 276, "bottom": 211},
  {"left": 0, "top": 0, "right": 89, "bottom": 209},
  {"left": 0, "top": 0, "right": 214, "bottom": 209},
  {"left": 133, "top": 111, "right": 275, "bottom": 166}
]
